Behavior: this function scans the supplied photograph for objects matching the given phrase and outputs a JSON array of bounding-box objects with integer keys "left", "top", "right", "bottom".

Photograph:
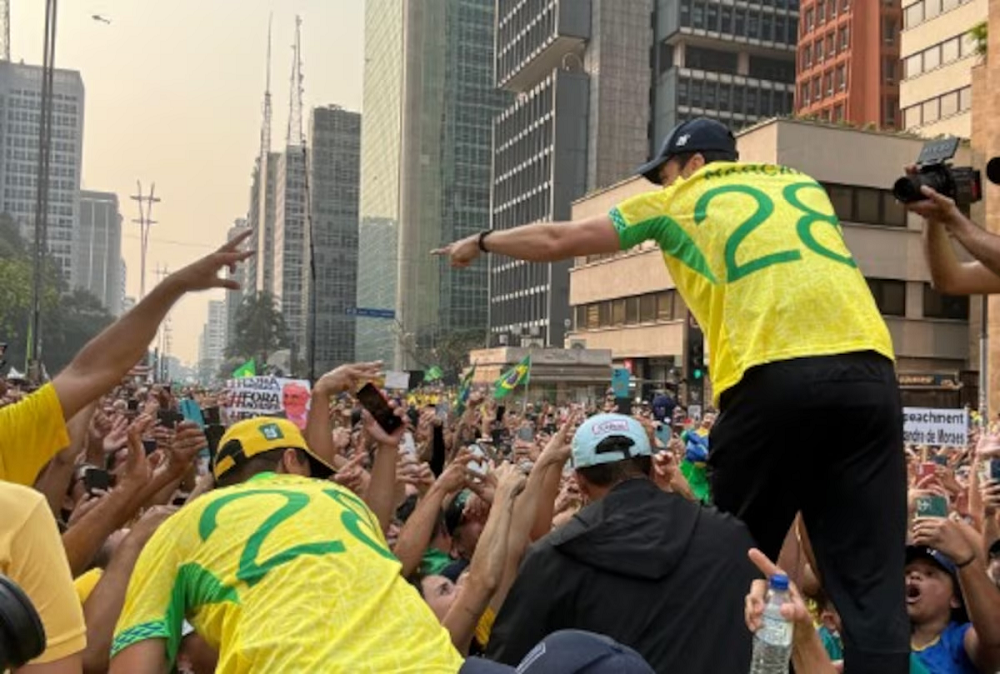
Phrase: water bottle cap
[{"left": 769, "top": 574, "right": 790, "bottom": 591}]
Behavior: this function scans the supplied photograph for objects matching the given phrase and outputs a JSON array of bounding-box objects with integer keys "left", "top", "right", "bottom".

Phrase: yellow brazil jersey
[
  {"left": 611, "top": 162, "right": 893, "bottom": 403},
  {"left": 111, "top": 473, "right": 463, "bottom": 673}
]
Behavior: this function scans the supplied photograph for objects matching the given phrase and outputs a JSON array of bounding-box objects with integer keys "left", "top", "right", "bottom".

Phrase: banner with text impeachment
[{"left": 902, "top": 407, "right": 968, "bottom": 447}]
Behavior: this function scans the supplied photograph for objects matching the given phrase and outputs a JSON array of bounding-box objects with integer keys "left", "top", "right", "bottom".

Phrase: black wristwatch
[{"left": 478, "top": 230, "right": 493, "bottom": 253}]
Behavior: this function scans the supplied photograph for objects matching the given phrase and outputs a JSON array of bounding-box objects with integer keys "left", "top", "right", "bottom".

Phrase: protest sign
[
  {"left": 223, "top": 376, "right": 312, "bottom": 429},
  {"left": 902, "top": 407, "right": 968, "bottom": 447}
]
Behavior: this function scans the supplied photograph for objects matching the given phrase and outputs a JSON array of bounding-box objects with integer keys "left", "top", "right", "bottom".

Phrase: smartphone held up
[{"left": 356, "top": 383, "right": 403, "bottom": 434}]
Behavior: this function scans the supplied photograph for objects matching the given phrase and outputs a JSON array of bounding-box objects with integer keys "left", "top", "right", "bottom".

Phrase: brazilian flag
[
  {"left": 425, "top": 365, "right": 444, "bottom": 382},
  {"left": 455, "top": 363, "right": 477, "bottom": 416},
  {"left": 232, "top": 359, "right": 256, "bottom": 379},
  {"left": 493, "top": 356, "right": 531, "bottom": 399}
]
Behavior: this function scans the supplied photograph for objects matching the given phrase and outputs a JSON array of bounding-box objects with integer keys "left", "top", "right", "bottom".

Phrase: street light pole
[{"left": 26, "top": 0, "right": 58, "bottom": 381}]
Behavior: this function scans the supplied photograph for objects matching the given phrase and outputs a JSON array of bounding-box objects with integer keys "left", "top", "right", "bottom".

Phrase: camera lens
[
  {"left": 0, "top": 574, "right": 46, "bottom": 669},
  {"left": 893, "top": 176, "right": 925, "bottom": 203}
]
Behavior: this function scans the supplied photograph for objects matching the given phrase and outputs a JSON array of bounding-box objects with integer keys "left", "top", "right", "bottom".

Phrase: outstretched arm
[
  {"left": 432, "top": 215, "right": 620, "bottom": 268},
  {"left": 53, "top": 231, "right": 253, "bottom": 420}
]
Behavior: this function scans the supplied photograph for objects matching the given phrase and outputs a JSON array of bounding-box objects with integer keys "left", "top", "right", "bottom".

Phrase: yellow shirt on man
[
  {"left": 610, "top": 162, "right": 893, "bottom": 402},
  {"left": 0, "top": 383, "right": 69, "bottom": 485},
  {"left": 112, "top": 472, "right": 463, "bottom": 673},
  {"left": 0, "top": 482, "right": 87, "bottom": 664}
]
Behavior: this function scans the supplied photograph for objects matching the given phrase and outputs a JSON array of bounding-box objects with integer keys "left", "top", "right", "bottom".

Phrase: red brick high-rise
[{"left": 795, "top": 0, "right": 902, "bottom": 127}]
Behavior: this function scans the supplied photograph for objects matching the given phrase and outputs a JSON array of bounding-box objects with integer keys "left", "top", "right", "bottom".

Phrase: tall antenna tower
[
  {"left": 287, "top": 15, "right": 304, "bottom": 147},
  {"left": 1, "top": 0, "right": 10, "bottom": 61},
  {"left": 259, "top": 14, "right": 273, "bottom": 167}
]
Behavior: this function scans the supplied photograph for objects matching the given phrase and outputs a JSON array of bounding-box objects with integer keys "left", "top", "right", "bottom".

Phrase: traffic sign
[{"left": 346, "top": 307, "right": 396, "bottom": 320}]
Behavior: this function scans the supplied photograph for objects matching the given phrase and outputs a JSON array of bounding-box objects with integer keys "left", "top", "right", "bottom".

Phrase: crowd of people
[{"left": 6, "top": 116, "right": 1000, "bottom": 673}]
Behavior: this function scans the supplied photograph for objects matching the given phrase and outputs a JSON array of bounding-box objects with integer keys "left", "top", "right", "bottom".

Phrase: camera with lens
[
  {"left": 893, "top": 137, "right": 982, "bottom": 207},
  {"left": 0, "top": 574, "right": 46, "bottom": 669}
]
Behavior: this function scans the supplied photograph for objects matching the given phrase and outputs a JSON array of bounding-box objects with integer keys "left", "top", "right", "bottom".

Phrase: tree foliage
[
  {"left": 0, "top": 213, "right": 114, "bottom": 374},
  {"left": 226, "top": 292, "right": 289, "bottom": 364},
  {"left": 971, "top": 21, "right": 988, "bottom": 57}
]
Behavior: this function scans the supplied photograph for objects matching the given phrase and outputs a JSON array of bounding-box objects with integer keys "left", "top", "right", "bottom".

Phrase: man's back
[
  {"left": 487, "top": 479, "right": 756, "bottom": 673},
  {"left": 113, "top": 473, "right": 462, "bottom": 673},
  {"left": 611, "top": 162, "right": 894, "bottom": 401}
]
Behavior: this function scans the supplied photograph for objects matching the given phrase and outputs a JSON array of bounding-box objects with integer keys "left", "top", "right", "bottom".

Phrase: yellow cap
[{"left": 213, "top": 417, "right": 336, "bottom": 481}]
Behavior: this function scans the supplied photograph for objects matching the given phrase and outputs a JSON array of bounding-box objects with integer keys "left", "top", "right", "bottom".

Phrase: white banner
[
  {"left": 902, "top": 407, "right": 968, "bottom": 447},
  {"left": 384, "top": 370, "right": 410, "bottom": 391},
  {"left": 223, "top": 376, "right": 312, "bottom": 429}
]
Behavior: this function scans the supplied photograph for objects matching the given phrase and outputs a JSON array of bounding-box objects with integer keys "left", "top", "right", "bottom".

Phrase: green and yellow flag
[
  {"left": 455, "top": 363, "right": 477, "bottom": 416},
  {"left": 494, "top": 355, "right": 531, "bottom": 399},
  {"left": 232, "top": 359, "right": 256, "bottom": 379},
  {"left": 425, "top": 365, "right": 444, "bottom": 382}
]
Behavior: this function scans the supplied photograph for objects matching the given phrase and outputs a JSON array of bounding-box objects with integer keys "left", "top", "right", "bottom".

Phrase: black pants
[{"left": 709, "top": 352, "right": 909, "bottom": 674}]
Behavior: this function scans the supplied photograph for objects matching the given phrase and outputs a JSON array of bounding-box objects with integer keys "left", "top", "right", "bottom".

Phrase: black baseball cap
[
  {"left": 637, "top": 117, "right": 739, "bottom": 184},
  {"left": 460, "top": 630, "right": 655, "bottom": 674}
]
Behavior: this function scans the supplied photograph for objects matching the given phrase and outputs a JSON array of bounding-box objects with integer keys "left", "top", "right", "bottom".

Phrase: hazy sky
[{"left": 15, "top": 0, "right": 364, "bottom": 366}]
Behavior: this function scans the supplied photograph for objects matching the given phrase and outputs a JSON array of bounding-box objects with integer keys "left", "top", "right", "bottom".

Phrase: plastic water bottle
[{"left": 749, "top": 574, "right": 793, "bottom": 674}]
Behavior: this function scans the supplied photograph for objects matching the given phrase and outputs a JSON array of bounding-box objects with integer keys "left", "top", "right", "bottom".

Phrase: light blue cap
[{"left": 571, "top": 413, "right": 652, "bottom": 469}]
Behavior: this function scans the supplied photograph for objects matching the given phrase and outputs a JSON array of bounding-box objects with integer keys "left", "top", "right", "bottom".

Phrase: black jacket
[{"left": 486, "top": 478, "right": 757, "bottom": 673}]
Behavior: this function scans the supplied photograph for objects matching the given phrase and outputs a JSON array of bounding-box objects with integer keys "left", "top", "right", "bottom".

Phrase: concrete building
[
  {"left": 467, "top": 346, "right": 613, "bottom": 402},
  {"left": 356, "top": 0, "right": 403, "bottom": 365},
  {"left": 0, "top": 62, "right": 84, "bottom": 279},
  {"left": 358, "top": 0, "right": 507, "bottom": 369},
  {"left": 651, "top": 0, "right": 799, "bottom": 146},
  {"left": 795, "top": 0, "right": 902, "bottom": 127},
  {"left": 247, "top": 151, "right": 280, "bottom": 294},
  {"left": 306, "top": 105, "right": 361, "bottom": 374},
  {"left": 568, "top": 117, "right": 975, "bottom": 407},
  {"left": 73, "top": 191, "right": 122, "bottom": 315},
  {"left": 198, "top": 300, "right": 228, "bottom": 383},
  {"left": 225, "top": 219, "right": 250, "bottom": 338},
  {"left": 900, "top": 0, "right": 985, "bottom": 137},
  {"left": 490, "top": 0, "right": 654, "bottom": 351},
  {"left": 274, "top": 147, "right": 308, "bottom": 360}
]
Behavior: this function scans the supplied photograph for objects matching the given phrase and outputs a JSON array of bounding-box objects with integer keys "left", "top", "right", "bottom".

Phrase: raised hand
[
  {"left": 316, "top": 362, "right": 383, "bottom": 397},
  {"left": 744, "top": 549, "right": 813, "bottom": 635},
  {"left": 164, "top": 422, "right": 208, "bottom": 476},
  {"left": 168, "top": 228, "right": 254, "bottom": 292}
]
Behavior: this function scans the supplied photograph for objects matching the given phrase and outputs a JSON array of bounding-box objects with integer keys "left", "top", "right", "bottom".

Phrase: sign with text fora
[
  {"left": 223, "top": 376, "right": 312, "bottom": 430},
  {"left": 903, "top": 408, "right": 968, "bottom": 447}
]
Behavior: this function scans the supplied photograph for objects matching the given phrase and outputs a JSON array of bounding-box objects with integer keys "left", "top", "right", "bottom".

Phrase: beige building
[
  {"left": 971, "top": 0, "right": 1000, "bottom": 414},
  {"left": 900, "top": 0, "right": 986, "bottom": 137},
  {"left": 568, "top": 117, "right": 976, "bottom": 408}
]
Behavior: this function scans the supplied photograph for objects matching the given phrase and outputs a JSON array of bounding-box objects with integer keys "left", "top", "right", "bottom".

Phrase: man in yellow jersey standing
[
  {"left": 109, "top": 416, "right": 464, "bottom": 674},
  {"left": 433, "top": 118, "right": 908, "bottom": 674}
]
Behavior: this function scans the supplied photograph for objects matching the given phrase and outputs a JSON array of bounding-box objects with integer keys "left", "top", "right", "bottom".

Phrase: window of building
[
  {"left": 686, "top": 45, "right": 739, "bottom": 74},
  {"left": 867, "top": 279, "right": 907, "bottom": 316},
  {"left": 923, "top": 284, "right": 969, "bottom": 319},
  {"left": 904, "top": 2, "right": 923, "bottom": 28},
  {"left": 940, "top": 90, "right": 959, "bottom": 117},
  {"left": 826, "top": 34, "right": 835, "bottom": 57},
  {"left": 834, "top": 104, "right": 844, "bottom": 121},
  {"left": 585, "top": 304, "right": 599, "bottom": 329},
  {"left": 883, "top": 58, "right": 896, "bottom": 83},
  {"left": 625, "top": 297, "right": 639, "bottom": 324},
  {"left": 884, "top": 97, "right": 898, "bottom": 127},
  {"left": 904, "top": 105, "right": 922, "bottom": 128},
  {"left": 856, "top": 188, "right": 882, "bottom": 223},
  {"left": 747, "top": 9, "right": 760, "bottom": 38},
  {"left": 941, "top": 36, "right": 960, "bottom": 63},
  {"left": 639, "top": 294, "right": 657, "bottom": 322},
  {"left": 923, "top": 98, "right": 940, "bottom": 123},
  {"left": 826, "top": 184, "right": 853, "bottom": 217},
  {"left": 905, "top": 53, "right": 922, "bottom": 78},
  {"left": 721, "top": 5, "right": 733, "bottom": 33},
  {"left": 707, "top": 3, "right": 720, "bottom": 30},
  {"left": 656, "top": 291, "right": 674, "bottom": 321},
  {"left": 959, "top": 86, "right": 972, "bottom": 111},
  {"left": 923, "top": 45, "right": 941, "bottom": 70},
  {"left": 812, "top": 78, "right": 820, "bottom": 100},
  {"left": 842, "top": 0, "right": 850, "bottom": 10},
  {"left": 816, "top": 39, "right": 824, "bottom": 61},
  {"left": 925, "top": 0, "right": 941, "bottom": 19},
  {"left": 803, "top": 44, "right": 813, "bottom": 69},
  {"left": 800, "top": 83, "right": 811, "bottom": 105},
  {"left": 837, "top": 64, "right": 847, "bottom": 90},
  {"left": 817, "top": 0, "right": 826, "bottom": 23},
  {"left": 749, "top": 55, "right": 795, "bottom": 82},
  {"left": 839, "top": 27, "right": 849, "bottom": 51},
  {"left": 805, "top": 8, "right": 814, "bottom": 30},
  {"left": 883, "top": 17, "right": 898, "bottom": 43},
  {"left": 611, "top": 299, "right": 626, "bottom": 325},
  {"left": 824, "top": 73, "right": 834, "bottom": 95}
]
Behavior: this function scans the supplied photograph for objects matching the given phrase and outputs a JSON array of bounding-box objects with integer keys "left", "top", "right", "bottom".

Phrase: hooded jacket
[{"left": 485, "top": 478, "right": 756, "bottom": 673}]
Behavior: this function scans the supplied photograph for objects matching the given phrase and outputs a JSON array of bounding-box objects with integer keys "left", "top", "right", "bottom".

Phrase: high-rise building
[
  {"left": 489, "top": 1, "right": 654, "bottom": 349},
  {"left": 899, "top": 0, "right": 984, "bottom": 137},
  {"left": 274, "top": 147, "right": 307, "bottom": 360},
  {"left": 249, "top": 151, "right": 280, "bottom": 294},
  {"left": 651, "top": 0, "right": 799, "bottom": 145},
  {"left": 225, "top": 218, "right": 250, "bottom": 339},
  {"left": 73, "top": 191, "right": 122, "bottom": 315},
  {"left": 795, "top": 0, "right": 901, "bottom": 128},
  {"left": 306, "top": 105, "right": 360, "bottom": 375},
  {"left": 0, "top": 62, "right": 85, "bottom": 279},
  {"left": 359, "top": 0, "right": 508, "bottom": 369},
  {"left": 198, "top": 300, "right": 228, "bottom": 383},
  {"left": 357, "top": 0, "right": 403, "bottom": 365}
]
